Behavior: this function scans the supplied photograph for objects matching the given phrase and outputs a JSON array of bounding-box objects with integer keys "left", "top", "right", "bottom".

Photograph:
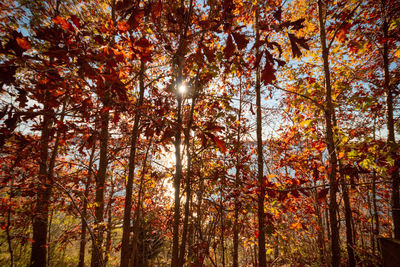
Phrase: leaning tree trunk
[{"left": 317, "top": 0, "right": 340, "bottom": 265}]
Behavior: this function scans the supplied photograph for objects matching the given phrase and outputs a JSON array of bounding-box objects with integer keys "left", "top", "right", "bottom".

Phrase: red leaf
[
  {"left": 52, "top": 16, "right": 73, "bottom": 30},
  {"left": 261, "top": 62, "right": 276, "bottom": 85},
  {"left": 232, "top": 32, "right": 248, "bottom": 50},
  {"left": 317, "top": 188, "right": 329, "bottom": 201},
  {"left": 224, "top": 34, "right": 235, "bottom": 59},
  {"left": 136, "top": 37, "right": 151, "bottom": 48},
  {"left": 207, "top": 133, "right": 227, "bottom": 153},
  {"left": 16, "top": 37, "right": 31, "bottom": 50},
  {"left": 70, "top": 15, "right": 81, "bottom": 29}
]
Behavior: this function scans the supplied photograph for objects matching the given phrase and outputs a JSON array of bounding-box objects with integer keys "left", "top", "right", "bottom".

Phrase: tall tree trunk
[
  {"left": 381, "top": 0, "right": 400, "bottom": 239},
  {"left": 233, "top": 79, "right": 243, "bottom": 267},
  {"left": 131, "top": 136, "right": 152, "bottom": 267},
  {"left": 120, "top": 60, "right": 146, "bottom": 267},
  {"left": 90, "top": 3, "right": 115, "bottom": 265},
  {"left": 317, "top": 0, "right": 340, "bottom": 265},
  {"left": 7, "top": 178, "right": 14, "bottom": 267},
  {"left": 178, "top": 83, "right": 198, "bottom": 266},
  {"left": 90, "top": 92, "right": 110, "bottom": 267},
  {"left": 255, "top": 4, "right": 266, "bottom": 266},
  {"left": 341, "top": 178, "right": 355, "bottom": 266},
  {"left": 171, "top": 66, "right": 183, "bottom": 267},
  {"left": 104, "top": 180, "right": 114, "bottom": 265},
  {"left": 171, "top": 1, "right": 193, "bottom": 264},
  {"left": 30, "top": 86, "right": 51, "bottom": 267},
  {"left": 314, "top": 186, "right": 326, "bottom": 264},
  {"left": 78, "top": 142, "right": 96, "bottom": 267}
]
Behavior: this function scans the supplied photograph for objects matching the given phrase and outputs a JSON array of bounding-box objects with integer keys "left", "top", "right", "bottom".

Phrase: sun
[{"left": 178, "top": 84, "right": 186, "bottom": 94}]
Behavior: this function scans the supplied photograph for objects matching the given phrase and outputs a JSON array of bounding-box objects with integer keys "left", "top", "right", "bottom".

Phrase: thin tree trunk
[
  {"left": 131, "top": 136, "right": 152, "bottom": 267},
  {"left": 178, "top": 69, "right": 201, "bottom": 266},
  {"left": 341, "top": 178, "right": 355, "bottom": 266},
  {"left": 6, "top": 178, "right": 14, "bottom": 267},
  {"left": 104, "top": 175, "right": 115, "bottom": 264},
  {"left": 317, "top": 0, "right": 340, "bottom": 265},
  {"left": 120, "top": 60, "right": 146, "bottom": 267},
  {"left": 171, "top": 1, "right": 193, "bottom": 264},
  {"left": 314, "top": 188, "right": 325, "bottom": 264},
  {"left": 171, "top": 69, "right": 183, "bottom": 267},
  {"left": 220, "top": 194, "right": 225, "bottom": 267},
  {"left": 381, "top": 0, "right": 400, "bottom": 239},
  {"left": 255, "top": 4, "right": 266, "bottom": 266},
  {"left": 30, "top": 85, "right": 51, "bottom": 267},
  {"left": 233, "top": 79, "right": 243, "bottom": 267},
  {"left": 90, "top": 93, "right": 110, "bottom": 267},
  {"left": 78, "top": 142, "right": 96, "bottom": 267}
]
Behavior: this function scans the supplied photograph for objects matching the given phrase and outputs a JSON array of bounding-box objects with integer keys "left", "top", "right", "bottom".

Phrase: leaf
[
  {"left": 52, "top": 16, "right": 72, "bottom": 30},
  {"left": 288, "top": 33, "right": 302, "bottom": 58},
  {"left": 16, "top": 37, "right": 31, "bottom": 50},
  {"left": 70, "top": 15, "right": 81, "bottom": 29},
  {"left": 273, "top": 6, "right": 282, "bottom": 21},
  {"left": 261, "top": 62, "right": 276, "bottom": 85},
  {"left": 224, "top": 34, "right": 235, "bottom": 59},
  {"left": 317, "top": 188, "right": 329, "bottom": 201},
  {"left": 290, "top": 18, "right": 306, "bottom": 31},
  {"left": 202, "top": 45, "right": 215, "bottom": 62},
  {"left": 127, "top": 9, "right": 145, "bottom": 28},
  {"left": 209, "top": 134, "right": 227, "bottom": 153},
  {"left": 288, "top": 33, "right": 309, "bottom": 58},
  {"left": 232, "top": 32, "right": 248, "bottom": 50}
]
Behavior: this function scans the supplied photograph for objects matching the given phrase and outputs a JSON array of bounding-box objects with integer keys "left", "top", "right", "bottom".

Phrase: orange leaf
[{"left": 16, "top": 37, "right": 31, "bottom": 50}]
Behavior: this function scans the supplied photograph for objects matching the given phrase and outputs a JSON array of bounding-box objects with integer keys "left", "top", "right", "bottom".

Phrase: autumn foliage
[{"left": 0, "top": 0, "right": 399, "bottom": 266}]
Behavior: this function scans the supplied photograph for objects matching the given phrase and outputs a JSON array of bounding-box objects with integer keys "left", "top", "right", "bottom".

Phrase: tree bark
[
  {"left": 233, "top": 79, "right": 243, "bottom": 267},
  {"left": 381, "top": 0, "right": 400, "bottom": 239},
  {"left": 341, "top": 178, "right": 355, "bottom": 266},
  {"left": 317, "top": 0, "right": 340, "bottom": 265},
  {"left": 178, "top": 79, "right": 198, "bottom": 267},
  {"left": 120, "top": 60, "right": 146, "bottom": 267},
  {"left": 255, "top": 4, "right": 267, "bottom": 266},
  {"left": 78, "top": 142, "right": 96, "bottom": 267},
  {"left": 90, "top": 92, "right": 110, "bottom": 267},
  {"left": 30, "top": 86, "right": 51, "bottom": 267},
  {"left": 171, "top": 69, "right": 183, "bottom": 267}
]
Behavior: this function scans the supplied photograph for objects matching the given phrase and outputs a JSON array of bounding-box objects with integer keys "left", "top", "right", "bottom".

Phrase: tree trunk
[
  {"left": 30, "top": 86, "right": 51, "bottom": 267},
  {"left": 233, "top": 78, "right": 243, "bottom": 267},
  {"left": 131, "top": 136, "right": 152, "bottom": 267},
  {"left": 78, "top": 142, "right": 96, "bottom": 267},
  {"left": 171, "top": 69, "right": 183, "bottom": 267},
  {"left": 341, "top": 178, "right": 355, "bottom": 266},
  {"left": 178, "top": 81, "right": 198, "bottom": 266},
  {"left": 317, "top": 0, "right": 340, "bottom": 265},
  {"left": 381, "top": 0, "right": 400, "bottom": 239},
  {"left": 90, "top": 93, "right": 110, "bottom": 267},
  {"left": 255, "top": 4, "right": 266, "bottom": 266},
  {"left": 120, "top": 60, "right": 146, "bottom": 267}
]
